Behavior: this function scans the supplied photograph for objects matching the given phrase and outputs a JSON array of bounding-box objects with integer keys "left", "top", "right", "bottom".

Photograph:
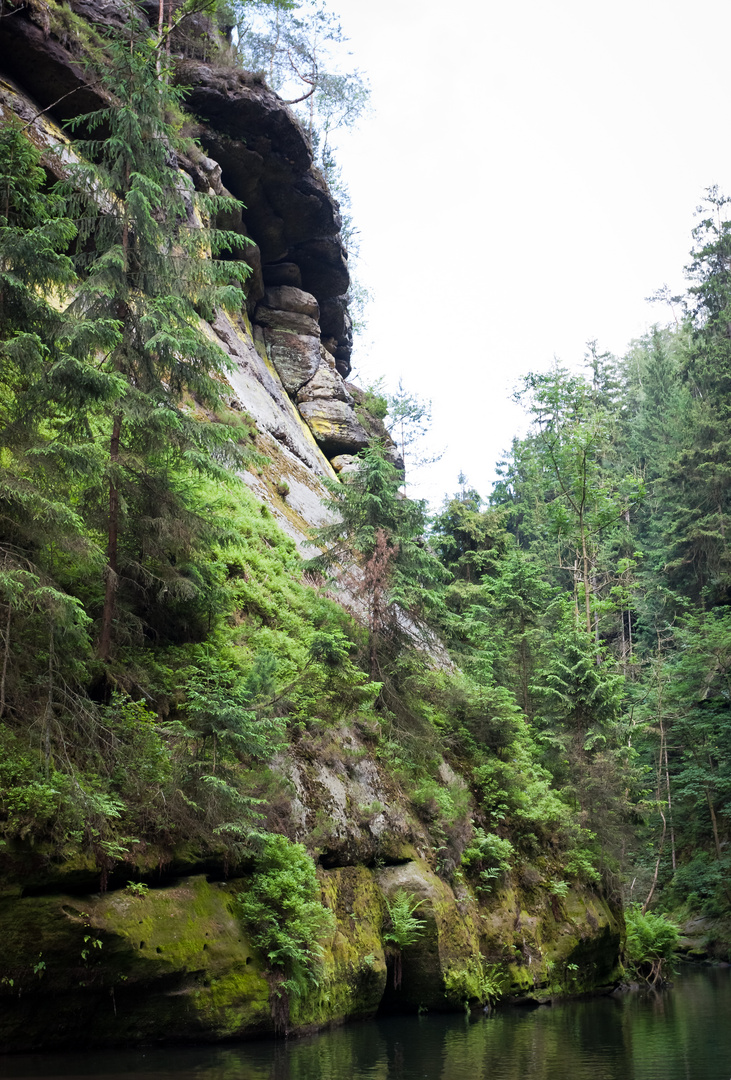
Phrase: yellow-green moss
[
  {"left": 292, "top": 866, "right": 387, "bottom": 1028},
  {"left": 0, "top": 876, "right": 271, "bottom": 1049}
]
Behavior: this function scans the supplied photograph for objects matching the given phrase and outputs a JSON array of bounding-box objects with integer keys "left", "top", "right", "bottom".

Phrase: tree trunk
[
  {"left": 706, "top": 784, "right": 723, "bottom": 862},
  {"left": 0, "top": 602, "right": 10, "bottom": 719},
  {"left": 43, "top": 624, "right": 54, "bottom": 774},
  {"left": 643, "top": 807, "right": 666, "bottom": 914},
  {"left": 619, "top": 609, "right": 627, "bottom": 677},
  {"left": 580, "top": 513, "right": 592, "bottom": 635},
  {"left": 98, "top": 411, "right": 122, "bottom": 660},
  {"left": 663, "top": 735, "right": 676, "bottom": 872}
]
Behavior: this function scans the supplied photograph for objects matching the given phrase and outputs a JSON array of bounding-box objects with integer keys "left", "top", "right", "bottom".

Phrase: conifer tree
[
  {"left": 309, "top": 440, "right": 445, "bottom": 676},
  {"left": 0, "top": 119, "right": 102, "bottom": 719},
  {"left": 506, "top": 364, "right": 644, "bottom": 641},
  {"left": 58, "top": 27, "right": 253, "bottom": 657},
  {"left": 665, "top": 187, "right": 731, "bottom": 607}
]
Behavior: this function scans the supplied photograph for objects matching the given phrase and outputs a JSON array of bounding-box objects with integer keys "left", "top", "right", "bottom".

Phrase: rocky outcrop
[
  {"left": 0, "top": 710, "right": 622, "bottom": 1050},
  {"left": 0, "top": 7, "right": 625, "bottom": 1053},
  {"left": 0, "top": 0, "right": 386, "bottom": 468},
  {"left": 0, "top": 0, "right": 352, "bottom": 374},
  {"left": 298, "top": 397, "right": 372, "bottom": 457},
  {"left": 0, "top": 854, "right": 622, "bottom": 1049},
  {"left": 255, "top": 285, "right": 373, "bottom": 457}
]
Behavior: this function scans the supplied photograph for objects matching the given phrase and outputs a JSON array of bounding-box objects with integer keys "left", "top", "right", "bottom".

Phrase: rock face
[
  {"left": 0, "top": 858, "right": 622, "bottom": 1049},
  {"left": 0, "top": 7, "right": 624, "bottom": 1052},
  {"left": 266, "top": 328, "right": 322, "bottom": 393},
  {"left": 0, "top": 0, "right": 352, "bottom": 374},
  {"left": 0, "top": 714, "right": 624, "bottom": 1050},
  {"left": 0, "top": 0, "right": 400, "bottom": 481},
  {"left": 298, "top": 398, "right": 371, "bottom": 456},
  {"left": 253, "top": 286, "right": 374, "bottom": 455}
]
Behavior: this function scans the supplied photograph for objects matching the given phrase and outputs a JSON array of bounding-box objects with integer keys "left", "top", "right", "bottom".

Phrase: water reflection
[{"left": 1, "top": 968, "right": 730, "bottom": 1080}]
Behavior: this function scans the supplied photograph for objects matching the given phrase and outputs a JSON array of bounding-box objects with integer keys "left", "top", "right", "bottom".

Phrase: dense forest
[{"left": 0, "top": 0, "right": 729, "bottom": 1044}]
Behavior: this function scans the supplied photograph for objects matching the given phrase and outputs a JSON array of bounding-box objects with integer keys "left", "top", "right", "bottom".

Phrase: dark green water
[{"left": 2, "top": 967, "right": 730, "bottom": 1080}]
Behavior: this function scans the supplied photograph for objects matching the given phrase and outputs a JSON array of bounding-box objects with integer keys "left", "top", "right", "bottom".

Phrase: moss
[
  {"left": 0, "top": 876, "right": 271, "bottom": 1049},
  {"left": 42, "top": 0, "right": 108, "bottom": 62},
  {"left": 0, "top": 858, "right": 624, "bottom": 1049},
  {"left": 375, "top": 860, "right": 483, "bottom": 1013},
  {"left": 292, "top": 866, "right": 387, "bottom": 1028}
]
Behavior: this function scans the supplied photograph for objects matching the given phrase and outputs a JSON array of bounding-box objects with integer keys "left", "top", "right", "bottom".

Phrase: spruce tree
[
  {"left": 0, "top": 119, "right": 101, "bottom": 720},
  {"left": 665, "top": 187, "right": 731, "bottom": 607},
  {"left": 309, "top": 440, "right": 445, "bottom": 676},
  {"left": 57, "top": 27, "right": 253, "bottom": 657}
]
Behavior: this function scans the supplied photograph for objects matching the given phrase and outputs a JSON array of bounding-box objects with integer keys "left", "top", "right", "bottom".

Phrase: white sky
[{"left": 321, "top": 0, "right": 731, "bottom": 508}]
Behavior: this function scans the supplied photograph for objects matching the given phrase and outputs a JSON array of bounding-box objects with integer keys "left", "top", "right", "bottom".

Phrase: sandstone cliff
[{"left": 0, "top": 0, "right": 623, "bottom": 1049}]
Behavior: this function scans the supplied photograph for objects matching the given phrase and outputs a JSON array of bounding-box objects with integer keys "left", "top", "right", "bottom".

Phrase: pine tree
[{"left": 664, "top": 187, "right": 731, "bottom": 608}]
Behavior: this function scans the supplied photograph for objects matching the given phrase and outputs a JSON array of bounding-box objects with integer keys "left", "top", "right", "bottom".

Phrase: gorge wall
[{"left": 0, "top": 0, "right": 623, "bottom": 1050}]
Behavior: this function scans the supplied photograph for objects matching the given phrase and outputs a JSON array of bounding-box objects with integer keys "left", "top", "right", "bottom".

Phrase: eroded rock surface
[{"left": 0, "top": 0, "right": 353, "bottom": 372}]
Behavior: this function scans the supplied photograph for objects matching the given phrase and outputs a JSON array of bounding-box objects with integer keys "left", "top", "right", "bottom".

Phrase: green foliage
[
  {"left": 6, "top": 0, "right": 731, "bottom": 961},
  {"left": 563, "top": 847, "right": 601, "bottom": 885},
  {"left": 232, "top": 0, "right": 370, "bottom": 158},
  {"left": 235, "top": 834, "right": 334, "bottom": 999},
  {"left": 385, "top": 379, "right": 442, "bottom": 479},
  {"left": 182, "top": 652, "right": 285, "bottom": 758},
  {"left": 382, "top": 890, "right": 425, "bottom": 950},
  {"left": 443, "top": 958, "right": 503, "bottom": 1007},
  {"left": 125, "top": 881, "right": 150, "bottom": 897},
  {"left": 0, "top": 116, "right": 76, "bottom": 334},
  {"left": 54, "top": 28, "right": 255, "bottom": 659},
  {"left": 309, "top": 439, "right": 446, "bottom": 676},
  {"left": 665, "top": 851, "right": 731, "bottom": 918},
  {"left": 431, "top": 484, "right": 509, "bottom": 585},
  {"left": 461, "top": 828, "right": 514, "bottom": 893},
  {"left": 359, "top": 381, "right": 388, "bottom": 421},
  {"left": 624, "top": 903, "right": 680, "bottom": 985}
]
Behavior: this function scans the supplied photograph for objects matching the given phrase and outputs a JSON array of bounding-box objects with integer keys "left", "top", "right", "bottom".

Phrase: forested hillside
[
  {"left": 467, "top": 192, "right": 731, "bottom": 930},
  {"left": 0, "top": 0, "right": 727, "bottom": 1052}
]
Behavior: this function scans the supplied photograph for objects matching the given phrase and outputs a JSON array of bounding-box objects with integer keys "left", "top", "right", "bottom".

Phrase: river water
[{"left": 1, "top": 966, "right": 729, "bottom": 1080}]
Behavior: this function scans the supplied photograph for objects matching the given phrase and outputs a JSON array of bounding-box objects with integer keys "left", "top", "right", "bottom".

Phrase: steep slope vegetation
[{"left": 0, "top": 0, "right": 622, "bottom": 1049}]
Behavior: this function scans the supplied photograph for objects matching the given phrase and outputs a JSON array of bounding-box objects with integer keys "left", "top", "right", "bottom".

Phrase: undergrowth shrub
[
  {"left": 443, "top": 956, "right": 503, "bottom": 1007},
  {"left": 461, "top": 827, "right": 515, "bottom": 893},
  {"left": 665, "top": 851, "right": 731, "bottom": 918},
  {"left": 624, "top": 903, "right": 680, "bottom": 985},
  {"left": 235, "top": 834, "right": 334, "bottom": 1009}
]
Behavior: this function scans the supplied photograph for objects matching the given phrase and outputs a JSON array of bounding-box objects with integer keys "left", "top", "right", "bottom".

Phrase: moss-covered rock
[
  {"left": 0, "top": 857, "right": 624, "bottom": 1051},
  {"left": 291, "top": 866, "right": 388, "bottom": 1029},
  {"left": 477, "top": 879, "right": 623, "bottom": 1002},
  {"left": 375, "top": 860, "right": 483, "bottom": 1013},
  {"left": 0, "top": 876, "right": 270, "bottom": 1049}
]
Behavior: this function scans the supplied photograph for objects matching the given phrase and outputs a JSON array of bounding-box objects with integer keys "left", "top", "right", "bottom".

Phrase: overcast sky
[{"left": 319, "top": 0, "right": 731, "bottom": 507}]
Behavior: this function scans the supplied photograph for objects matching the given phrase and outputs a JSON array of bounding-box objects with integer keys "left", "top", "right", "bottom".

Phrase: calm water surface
[{"left": 1, "top": 967, "right": 729, "bottom": 1080}]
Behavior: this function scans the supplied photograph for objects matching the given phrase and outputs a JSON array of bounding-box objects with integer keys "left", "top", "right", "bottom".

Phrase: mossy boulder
[
  {"left": 0, "top": 876, "right": 270, "bottom": 1049},
  {"left": 478, "top": 881, "right": 623, "bottom": 1001},
  {"left": 375, "top": 860, "right": 483, "bottom": 1013},
  {"left": 291, "top": 866, "right": 388, "bottom": 1029}
]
